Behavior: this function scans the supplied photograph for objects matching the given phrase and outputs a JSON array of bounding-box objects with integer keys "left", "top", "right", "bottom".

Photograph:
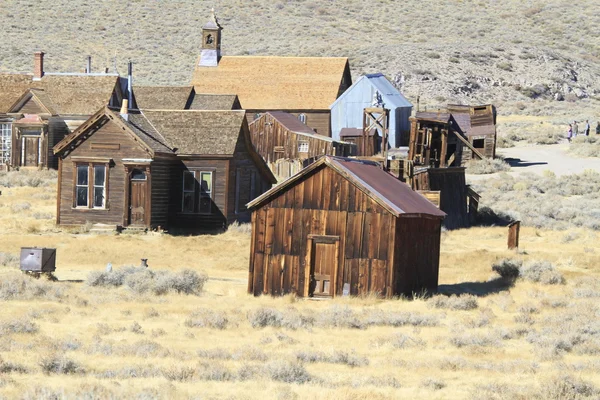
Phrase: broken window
[
  {"left": 0, "top": 123, "right": 11, "bottom": 165},
  {"left": 182, "top": 170, "right": 213, "bottom": 214}
]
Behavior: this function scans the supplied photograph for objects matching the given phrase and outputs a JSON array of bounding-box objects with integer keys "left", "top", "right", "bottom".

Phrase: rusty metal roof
[
  {"left": 415, "top": 111, "right": 452, "bottom": 123},
  {"left": 248, "top": 156, "right": 445, "bottom": 218}
]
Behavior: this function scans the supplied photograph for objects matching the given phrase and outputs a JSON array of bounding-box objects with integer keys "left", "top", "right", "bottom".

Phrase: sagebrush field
[{"left": 1, "top": 170, "right": 599, "bottom": 399}]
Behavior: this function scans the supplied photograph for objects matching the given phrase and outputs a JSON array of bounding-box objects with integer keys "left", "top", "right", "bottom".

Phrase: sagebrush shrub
[
  {"left": 466, "top": 158, "right": 510, "bottom": 174},
  {"left": 0, "top": 252, "right": 18, "bottom": 268},
  {"left": 266, "top": 360, "right": 311, "bottom": 384},
  {"left": 427, "top": 294, "right": 479, "bottom": 310},
  {"left": 520, "top": 260, "right": 564, "bottom": 285},
  {"left": 39, "top": 355, "right": 84, "bottom": 375},
  {"left": 185, "top": 308, "right": 229, "bottom": 329},
  {"left": 492, "top": 258, "right": 522, "bottom": 279}
]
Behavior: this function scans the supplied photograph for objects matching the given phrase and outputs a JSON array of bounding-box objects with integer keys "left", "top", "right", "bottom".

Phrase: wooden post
[{"left": 507, "top": 221, "right": 520, "bottom": 250}]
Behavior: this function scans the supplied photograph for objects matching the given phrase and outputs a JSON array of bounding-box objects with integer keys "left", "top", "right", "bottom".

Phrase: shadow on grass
[{"left": 438, "top": 277, "right": 515, "bottom": 297}]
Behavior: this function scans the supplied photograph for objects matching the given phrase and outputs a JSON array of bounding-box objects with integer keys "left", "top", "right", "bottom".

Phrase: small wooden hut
[
  {"left": 246, "top": 156, "right": 446, "bottom": 298},
  {"left": 249, "top": 111, "right": 355, "bottom": 181},
  {"left": 339, "top": 128, "right": 378, "bottom": 157}
]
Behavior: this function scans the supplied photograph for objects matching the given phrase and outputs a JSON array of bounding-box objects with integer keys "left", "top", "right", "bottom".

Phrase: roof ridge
[
  {"left": 141, "top": 109, "right": 245, "bottom": 113},
  {"left": 137, "top": 110, "right": 173, "bottom": 150}
]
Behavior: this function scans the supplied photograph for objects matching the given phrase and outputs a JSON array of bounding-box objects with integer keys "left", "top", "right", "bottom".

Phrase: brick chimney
[{"left": 34, "top": 51, "right": 45, "bottom": 79}]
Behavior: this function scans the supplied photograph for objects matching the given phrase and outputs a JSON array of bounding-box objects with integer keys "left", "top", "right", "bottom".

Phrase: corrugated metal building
[{"left": 330, "top": 73, "right": 413, "bottom": 148}]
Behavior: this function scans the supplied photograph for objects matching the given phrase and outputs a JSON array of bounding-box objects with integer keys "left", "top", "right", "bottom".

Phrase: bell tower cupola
[{"left": 198, "top": 8, "right": 223, "bottom": 67}]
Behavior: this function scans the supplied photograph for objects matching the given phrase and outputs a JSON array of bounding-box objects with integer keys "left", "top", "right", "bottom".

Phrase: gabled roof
[
  {"left": 0, "top": 74, "right": 34, "bottom": 113},
  {"left": 192, "top": 56, "right": 350, "bottom": 110},
  {"left": 330, "top": 73, "right": 412, "bottom": 109},
  {"left": 133, "top": 86, "right": 194, "bottom": 110},
  {"left": 52, "top": 106, "right": 162, "bottom": 156},
  {"left": 0, "top": 73, "right": 119, "bottom": 115},
  {"left": 9, "top": 88, "right": 57, "bottom": 115},
  {"left": 140, "top": 110, "right": 247, "bottom": 155},
  {"left": 189, "top": 93, "right": 241, "bottom": 110},
  {"left": 415, "top": 111, "right": 452, "bottom": 123},
  {"left": 248, "top": 156, "right": 446, "bottom": 219}
]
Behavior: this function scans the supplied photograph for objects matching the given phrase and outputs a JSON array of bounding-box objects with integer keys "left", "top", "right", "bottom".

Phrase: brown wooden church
[
  {"left": 190, "top": 12, "right": 352, "bottom": 137},
  {"left": 247, "top": 156, "right": 445, "bottom": 298}
]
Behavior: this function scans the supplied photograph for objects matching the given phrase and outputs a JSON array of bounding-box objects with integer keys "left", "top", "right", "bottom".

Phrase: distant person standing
[
  {"left": 572, "top": 121, "right": 579, "bottom": 137},
  {"left": 585, "top": 120, "right": 591, "bottom": 136},
  {"left": 596, "top": 122, "right": 600, "bottom": 135},
  {"left": 567, "top": 124, "right": 573, "bottom": 143}
]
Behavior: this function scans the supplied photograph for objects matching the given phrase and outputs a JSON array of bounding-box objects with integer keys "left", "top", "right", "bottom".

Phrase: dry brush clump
[
  {"left": 39, "top": 354, "right": 85, "bottom": 375},
  {"left": 492, "top": 258, "right": 565, "bottom": 285},
  {"left": 296, "top": 349, "right": 369, "bottom": 367},
  {"left": 569, "top": 135, "right": 600, "bottom": 158},
  {"left": 466, "top": 158, "right": 511, "bottom": 174},
  {"left": 0, "top": 169, "right": 58, "bottom": 188},
  {"left": 0, "top": 252, "right": 18, "bottom": 268},
  {"left": 427, "top": 294, "right": 479, "bottom": 310},
  {"left": 185, "top": 308, "right": 230, "bottom": 329},
  {"left": 0, "top": 273, "right": 65, "bottom": 301},
  {"left": 86, "top": 266, "right": 208, "bottom": 296}
]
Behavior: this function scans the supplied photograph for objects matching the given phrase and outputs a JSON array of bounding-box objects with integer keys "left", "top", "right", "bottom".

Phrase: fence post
[{"left": 507, "top": 221, "right": 520, "bottom": 250}]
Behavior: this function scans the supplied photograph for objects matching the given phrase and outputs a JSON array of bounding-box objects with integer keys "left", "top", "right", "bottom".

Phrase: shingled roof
[
  {"left": 248, "top": 156, "right": 446, "bottom": 218},
  {"left": 192, "top": 56, "right": 350, "bottom": 110},
  {"left": 189, "top": 93, "right": 241, "bottom": 110},
  {"left": 0, "top": 73, "right": 119, "bottom": 115},
  {"left": 141, "top": 110, "right": 247, "bottom": 155},
  {"left": 133, "top": 86, "right": 194, "bottom": 110},
  {"left": 0, "top": 74, "right": 35, "bottom": 113}
]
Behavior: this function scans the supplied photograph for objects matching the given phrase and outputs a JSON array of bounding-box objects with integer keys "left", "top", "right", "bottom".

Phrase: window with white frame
[
  {"left": 0, "top": 123, "right": 11, "bottom": 165},
  {"left": 298, "top": 141, "right": 309, "bottom": 153},
  {"left": 298, "top": 113, "right": 306, "bottom": 124},
  {"left": 182, "top": 170, "right": 213, "bottom": 214},
  {"left": 75, "top": 164, "right": 107, "bottom": 208}
]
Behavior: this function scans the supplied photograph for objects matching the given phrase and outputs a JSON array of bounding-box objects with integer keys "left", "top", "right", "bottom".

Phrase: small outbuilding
[
  {"left": 246, "top": 156, "right": 446, "bottom": 298},
  {"left": 330, "top": 73, "right": 413, "bottom": 148},
  {"left": 249, "top": 111, "right": 355, "bottom": 181}
]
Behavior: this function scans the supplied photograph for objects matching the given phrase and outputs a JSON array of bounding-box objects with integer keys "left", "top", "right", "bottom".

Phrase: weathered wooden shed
[
  {"left": 247, "top": 156, "right": 446, "bottom": 298},
  {"left": 408, "top": 104, "right": 496, "bottom": 168},
  {"left": 330, "top": 73, "right": 412, "bottom": 148},
  {"left": 339, "top": 128, "right": 379, "bottom": 157},
  {"left": 249, "top": 111, "right": 355, "bottom": 181}
]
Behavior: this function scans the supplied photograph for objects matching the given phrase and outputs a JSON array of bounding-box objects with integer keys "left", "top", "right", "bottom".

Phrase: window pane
[
  {"left": 183, "top": 171, "right": 195, "bottom": 191},
  {"left": 76, "top": 187, "right": 88, "bottom": 207},
  {"left": 183, "top": 192, "right": 194, "bottom": 212},
  {"left": 94, "top": 165, "right": 105, "bottom": 186},
  {"left": 93, "top": 187, "right": 104, "bottom": 208},
  {"left": 200, "top": 172, "right": 211, "bottom": 193},
  {"left": 77, "top": 166, "right": 88, "bottom": 185},
  {"left": 131, "top": 168, "right": 146, "bottom": 181}
]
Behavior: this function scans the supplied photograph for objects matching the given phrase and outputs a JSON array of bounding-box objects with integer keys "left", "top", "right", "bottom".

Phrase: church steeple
[{"left": 198, "top": 8, "right": 223, "bottom": 67}]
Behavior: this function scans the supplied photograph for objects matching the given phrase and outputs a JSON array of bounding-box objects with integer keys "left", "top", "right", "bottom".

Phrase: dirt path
[{"left": 468, "top": 142, "right": 600, "bottom": 181}]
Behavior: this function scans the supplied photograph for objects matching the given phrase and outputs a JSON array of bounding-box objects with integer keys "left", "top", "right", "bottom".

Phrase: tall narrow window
[
  {"left": 0, "top": 123, "right": 11, "bottom": 165},
  {"left": 298, "top": 113, "right": 307, "bottom": 124},
  {"left": 199, "top": 172, "right": 212, "bottom": 214},
  {"left": 182, "top": 170, "right": 214, "bottom": 214},
  {"left": 76, "top": 165, "right": 89, "bottom": 207},
  {"left": 182, "top": 171, "right": 196, "bottom": 213},
  {"left": 75, "top": 163, "right": 108, "bottom": 209},
  {"left": 93, "top": 165, "right": 106, "bottom": 208}
]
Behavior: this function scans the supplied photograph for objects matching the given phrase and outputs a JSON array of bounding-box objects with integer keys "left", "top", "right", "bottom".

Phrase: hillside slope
[{"left": 1, "top": 0, "right": 598, "bottom": 110}]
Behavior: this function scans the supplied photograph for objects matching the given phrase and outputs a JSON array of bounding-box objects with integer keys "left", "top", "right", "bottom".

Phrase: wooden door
[
  {"left": 128, "top": 169, "right": 147, "bottom": 226},
  {"left": 307, "top": 235, "right": 339, "bottom": 297},
  {"left": 23, "top": 137, "right": 39, "bottom": 166}
]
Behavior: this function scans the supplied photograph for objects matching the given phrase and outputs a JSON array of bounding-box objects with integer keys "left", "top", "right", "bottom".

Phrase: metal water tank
[{"left": 20, "top": 248, "right": 56, "bottom": 273}]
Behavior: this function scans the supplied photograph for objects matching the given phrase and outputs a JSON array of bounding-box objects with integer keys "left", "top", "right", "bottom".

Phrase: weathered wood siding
[
  {"left": 248, "top": 165, "right": 398, "bottom": 298},
  {"left": 412, "top": 168, "right": 468, "bottom": 230},
  {"left": 394, "top": 216, "right": 441, "bottom": 295},
  {"left": 18, "top": 97, "right": 45, "bottom": 114},
  {"left": 246, "top": 110, "right": 331, "bottom": 137},
  {"left": 228, "top": 127, "right": 273, "bottom": 223},
  {"left": 150, "top": 157, "right": 172, "bottom": 229},
  {"left": 47, "top": 117, "right": 70, "bottom": 170},
  {"left": 58, "top": 117, "right": 151, "bottom": 226}
]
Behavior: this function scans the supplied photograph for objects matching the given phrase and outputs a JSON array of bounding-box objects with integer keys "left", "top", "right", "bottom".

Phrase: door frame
[
  {"left": 304, "top": 234, "right": 340, "bottom": 298},
  {"left": 123, "top": 164, "right": 151, "bottom": 227}
]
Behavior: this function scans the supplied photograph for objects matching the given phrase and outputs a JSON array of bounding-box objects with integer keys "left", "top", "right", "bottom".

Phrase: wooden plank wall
[
  {"left": 150, "top": 157, "right": 172, "bottom": 229},
  {"left": 246, "top": 111, "right": 332, "bottom": 137},
  {"left": 394, "top": 216, "right": 441, "bottom": 295},
  {"left": 58, "top": 118, "right": 149, "bottom": 226},
  {"left": 248, "top": 165, "right": 397, "bottom": 298},
  {"left": 412, "top": 168, "right": 469, "bottom": 230},
  {"left": 48, "top": 117, "right": 70, "bottom": 170}
]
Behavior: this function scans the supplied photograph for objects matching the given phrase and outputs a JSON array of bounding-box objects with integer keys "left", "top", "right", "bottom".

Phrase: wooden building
[
  {"left": 330, "top": 73, "right": 413, "bottom": 147},
  {"left": 53, "top": 106, "right": 275, "bottom": 231},
  {"left": 249, "top": 111, "right": 355, "bottom": 181},
  {"left": 246, "top": 156, "right": 446, "bottom": 298},
  {"left": 339, "top": 128, "right": 379, "bottom": 157},
  {"left": 0, "top": 52, "right": 126, "bottom": 170},
  {"left": 133, "top": 86, "right": 241, "bottom": 111},
  {"left": 408, "top": 104, "right": 497, "bottom": 168},
  {"left": 190, "top": 13, "right": 352, "bottom": 137}
]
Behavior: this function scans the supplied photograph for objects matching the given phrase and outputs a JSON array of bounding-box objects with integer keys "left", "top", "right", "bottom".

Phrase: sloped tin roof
[{"left": 248, "top": 156, "right": 445, "bottom": 218}]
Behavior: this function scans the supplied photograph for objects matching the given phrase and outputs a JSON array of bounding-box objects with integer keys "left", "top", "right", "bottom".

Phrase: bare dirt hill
[{"left": 1, "top": 0, "right": 599, "bottom": 112}]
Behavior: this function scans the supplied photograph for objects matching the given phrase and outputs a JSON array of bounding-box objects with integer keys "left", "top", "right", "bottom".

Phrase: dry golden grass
[{"left": 1, "top": 180, "right": 600, "bottom": 399}]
